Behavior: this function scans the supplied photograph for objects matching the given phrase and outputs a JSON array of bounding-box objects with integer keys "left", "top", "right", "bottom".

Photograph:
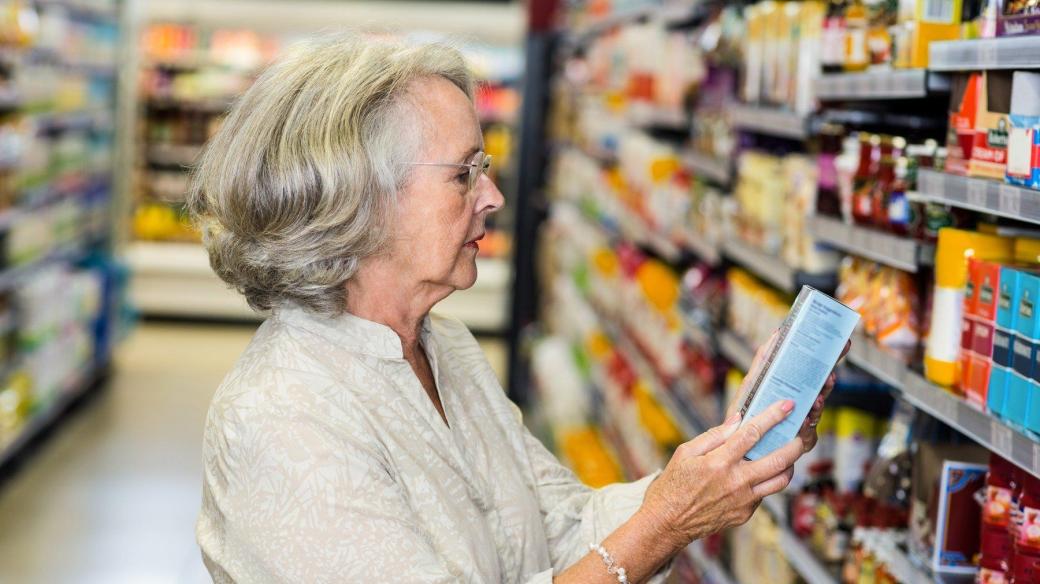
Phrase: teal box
[
  {"left": 1007, "top": 273, "right": 1038, "bottom": 428},
  {"left": 989, "top": 268, "right": 1021, "bottom": 418}
]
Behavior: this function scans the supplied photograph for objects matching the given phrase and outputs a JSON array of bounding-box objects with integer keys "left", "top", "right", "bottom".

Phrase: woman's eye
[{"left": 455, "top": 172, "right": 469, "bottom": 185}]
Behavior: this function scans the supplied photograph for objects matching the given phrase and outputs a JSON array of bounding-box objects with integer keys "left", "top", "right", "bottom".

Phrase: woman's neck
[{"left": 344, "top": 265, "right": 449, "bottom": 356}]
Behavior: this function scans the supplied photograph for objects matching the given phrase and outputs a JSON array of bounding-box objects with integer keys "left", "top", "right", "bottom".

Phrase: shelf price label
[
  {"left": 967, "top": 180, "right": 988, "bottom": 208},
  {"left": 999, "top": 184, "right": 1022, "bottom": 217},
  {"left": 1034, "top": 442, "right": 1040, "bottom": 475},
  {"left": 991, "top": 422, "right": 1014, "bottom": 460},
  {"left": 978, "top": 42, "right": 999, "bottom": 69}
]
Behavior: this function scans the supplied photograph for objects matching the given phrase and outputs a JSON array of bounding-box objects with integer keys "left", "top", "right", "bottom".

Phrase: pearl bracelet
[{"left": 588, "top": 542, "right": 628, "bottom": 584}]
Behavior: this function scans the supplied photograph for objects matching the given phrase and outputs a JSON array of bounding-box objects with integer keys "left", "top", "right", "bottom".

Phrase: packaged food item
[
  {"left": 1007, "top": 272, "right": 1038, "bottom": 429},
  {"left": 900, "top": 0, "right": 965, "bottom": 68},
  {"left": 964, "top": 259, "right": 1003, "bottom": 409},
  {"left": 821, "top": 0, "right": 849, "bottom": 73},
  {"left": 934, "top": 460, "right": 989, "bottom": 575},
  {"left": 969, "top": 71, "right": 1013, "bottom": 181},
  {"left": 925, "top": 228, "right": 1013, "bottom": 389},
  {"left": 816, "top": 124, "right": 844, "bottom": 218},
  {"left": 853, "top": 134, "right": 882, "bottom": 225},
  {"left": 989, "top": 266, "right": 1021, "bottom": 419},
  {"left": 947, "top": 73, "right": 982, "bottom": 176},
  {"left": 1012, "top": 473, "right": 1040, "bottom": 583},
  {"left": 844, "top": 0, "right": 870, "bottom": 72},
  {"left": 737, "top": 286, "right": 860, "bottom": 460},
  {"left": 979, "top": 455, "right": 1018, "bottom": 583},
  {"left": 1006, "top": 71, "right": 1040, "bottom": 191},
  {"left": 999, "top": 0, "right": 1040, "bottom": 36}
]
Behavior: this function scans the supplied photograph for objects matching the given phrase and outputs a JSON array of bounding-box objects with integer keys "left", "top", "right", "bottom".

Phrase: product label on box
[
  {"left": 1007, "top": 127, "right": 1037, "bottom": 179},
  {"left": 1019, "top": 506, "right": 1040, "bottom": 551},
  {"left": 978, "top": 566, "right": 1008, "bottom": 584},
  {"left": 985, "top": 485, "right": 1014, "bottom": 527},
  {"left": 993, "top": 328, "right": 1015, "bottom": 368},
  {"left": 1013, "top": 338, "right": 1033, "bottom": 379},
  {"left": 974, "top": 321, "right": 996, "bottom": 357}
]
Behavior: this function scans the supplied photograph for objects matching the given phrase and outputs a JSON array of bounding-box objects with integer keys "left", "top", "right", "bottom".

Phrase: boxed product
[
  {"left": 909, "top": 442, "right": 989, "bottom": 576},
  {"left": 988, "top": 266, "right": 1021, "bottom": 418},
  {"left": 999, "top": 0, "right": 1040, "bottom": 36},
  {"left": 904, "top": 0, "right": 964, "bottom": 68},
  {"left": 925, "top": 228, "right": 1013, "bottom": 389},
  {"left": 738, "top": 286, "right": 860, "bottom": 461},
  {"left": 965, "top": 260, "right": 1003, "bottom": 409},
  {"left": 933, "top": 461, "right": 989, "bottom": 575},
  {"left": 946, "top": 73, "right": 981, "bottom": 175},
  {"left": 960, "top": 258, "right": 982, "bottom": 396},
  {"left": 1006, "top": 71, "right": 1040, "bottom": 190},
  {"left": 968, "top": 71, "right": 1013, "bottom": 181},
  {"left": 1007, "top": 271, "right": 1038, "bottom": 428}
]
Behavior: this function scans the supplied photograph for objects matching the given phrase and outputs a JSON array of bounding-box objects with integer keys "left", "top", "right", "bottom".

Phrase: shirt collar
[{"left": 275, "top": 302, "right": 433, "bottom": 360}]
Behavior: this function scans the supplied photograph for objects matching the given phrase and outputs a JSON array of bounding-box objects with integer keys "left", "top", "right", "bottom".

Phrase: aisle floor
[{"left": 0, "top": 321, "right": 507, "bottom": 583}]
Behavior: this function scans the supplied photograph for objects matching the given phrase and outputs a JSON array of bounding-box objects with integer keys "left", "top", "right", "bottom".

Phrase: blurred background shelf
[
  {"left": 930, "top": 35, "right": 1040, "bottom": 71},
  {"left": 681, "top": 149, "right": 732, "bottom": 186},
  {"left": 847, "top": 332, "right": 1040, "bottom": 480},
  {"left": 721, "top": 237, "right": 836, "bottom": 294},
  {"left": 814, "top": 69, "right": 948, "bottom": 100},
  {"left": 809, "top": 216, "right": 934, "bottom": 273},
  {"left": 914, "top": 169, "right": 1040, "bottom": 224},
  {"left": 728, "top": 104, "right": 811, "bottom": 140}
]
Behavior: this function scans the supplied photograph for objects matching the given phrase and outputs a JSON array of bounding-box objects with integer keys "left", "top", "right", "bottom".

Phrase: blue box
[
  {"left": 739, "top": 286, "right": 860, "bottom": 461},
  {"left": 989, "top": 268, "right": 1021, "bottom": 417},
  {"left": 1007, "top": 273, "right": 1038, "bottom": 428}
]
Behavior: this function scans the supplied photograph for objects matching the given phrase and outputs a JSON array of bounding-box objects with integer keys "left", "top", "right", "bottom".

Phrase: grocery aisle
[
  {"left": 0, "top": 322, "right": 256, "bottom": 584},
  {"left": 0, "top": 322, "right": 509, "bottom": 584}
]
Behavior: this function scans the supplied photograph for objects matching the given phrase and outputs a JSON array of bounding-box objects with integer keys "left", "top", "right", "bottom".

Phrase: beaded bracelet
[{"left": 588, "top": 542, "right": 629, "bottom": 584}]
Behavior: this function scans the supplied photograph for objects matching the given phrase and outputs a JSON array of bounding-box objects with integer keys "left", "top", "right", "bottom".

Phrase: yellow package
[{"left": 925, "top": 228, "right": 1013, "bottom": 388}]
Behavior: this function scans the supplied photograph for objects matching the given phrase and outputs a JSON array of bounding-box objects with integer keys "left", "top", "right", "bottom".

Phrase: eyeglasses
[{"left": 406, "top": 151, "right": 493, "bottom": 193}]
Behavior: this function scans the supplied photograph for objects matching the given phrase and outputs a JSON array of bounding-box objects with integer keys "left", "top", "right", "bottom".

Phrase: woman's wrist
[{"left": 629, "top": 504, "right": 686, "bottom": 560}]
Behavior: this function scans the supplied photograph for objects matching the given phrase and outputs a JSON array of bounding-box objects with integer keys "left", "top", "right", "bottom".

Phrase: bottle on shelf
[
  {"left": 844, "top": 0, "right": 869, "bottom": 73},
  {"left": 852, "top": 133, "right": 881, "bottom": 226},
  {"left": 816, "top": 123, "right": 845, "bottom": 218},
  {"left": 821, "top": 0, "right": 848, "bottom": 74}
]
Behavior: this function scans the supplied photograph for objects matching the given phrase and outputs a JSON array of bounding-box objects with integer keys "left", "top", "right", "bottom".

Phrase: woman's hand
[
  {"left": 726, "top": 333, "right": 852, "bottom": 454},
  {"left": 638, "top": 400, "right": 804, "bottom": 550}
]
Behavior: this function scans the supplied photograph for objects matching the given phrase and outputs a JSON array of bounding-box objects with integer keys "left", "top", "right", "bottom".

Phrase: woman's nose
[{"left": 476, "top": 174, "right": 505, "bottom": 213}]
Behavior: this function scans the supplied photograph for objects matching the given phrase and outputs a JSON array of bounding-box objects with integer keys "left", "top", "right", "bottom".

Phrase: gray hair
[{"left": 187, "top": 32, "right": 474, "bottom": 316}]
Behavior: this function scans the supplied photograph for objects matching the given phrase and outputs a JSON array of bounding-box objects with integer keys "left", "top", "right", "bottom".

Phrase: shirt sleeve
[
  {"left": 519, "top": 423, "right": 672, "bottom": 582},
  {"left": 198, "top": 403, "right": 461, "bottom": 584}
]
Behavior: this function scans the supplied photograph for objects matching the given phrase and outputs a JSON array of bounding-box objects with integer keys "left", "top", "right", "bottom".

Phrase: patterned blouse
[{"left": 196, "top": 304, "right": 665, "bottom": 583}]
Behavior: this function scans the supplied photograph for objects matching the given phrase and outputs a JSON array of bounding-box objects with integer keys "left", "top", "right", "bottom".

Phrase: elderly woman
[{"left": 191, "top": 34, "right": 837, "bottom": 584}]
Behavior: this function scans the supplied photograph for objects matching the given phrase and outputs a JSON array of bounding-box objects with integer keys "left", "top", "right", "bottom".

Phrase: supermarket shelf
[
  {"left": 0, "top": 241, "right": 94, "bottom": 291},
  {"left": 847, "top": 332, "right": 1040, "bottom": 480},
  {"left": 814, "top": 69, "right": 948, "bottom": 101},
  {"left": 777, "top": 526, "right": 839, "bottom": 584},
  {"left": 809, "top": 215, "right": 934, "bottom": 273},
  {"left": 147, "top": 143, "right": 202, "bottom": 167},
  {"left": 0, "top": 361, "right": 109, "bottom": 470},
  {"left": 718, "top": 329, "right": 755, "bottom": 372},
  {"left": 728, "top": 104, "right": 811, "bottom": 140},
  {"left": 681, "top": 149, "right": 732, "bottom": 186},
  {"left": 678, "top": 230, "right": 721, "bottom": 266},
  {"left": 914, "top": 169, "right": 1040, "bottom": 225},
  {"left": 686, "top": 540, "right": 736, "bottom": 584},
  {"left": 567, "top": 5, "right": 657, "bottom": 45},
  {"left": 721, "top": 236, "right": 836, "bottom": 293},
  {"left": 931, "top": 35, "right": 1040, "bottom": 71},
  {"left": 758, "top": 495, "right": 838, "bottom": 584},
  {"left": 628, "top": 106, "right": 689, "bottom": 131},
  {"left": 855, "top": 529, "right": 933, "bottom": 584}
]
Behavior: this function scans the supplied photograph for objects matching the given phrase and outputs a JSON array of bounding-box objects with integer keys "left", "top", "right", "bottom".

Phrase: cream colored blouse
[{"left": 197, "top": 304, "right": 665, "bottom": 583}]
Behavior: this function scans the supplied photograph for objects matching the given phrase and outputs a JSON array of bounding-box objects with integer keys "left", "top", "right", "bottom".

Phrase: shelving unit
[
  {"left": 914, "top": 169, "right": 1040, "bottom": 224},
  {"left": 718, "top": 329, "right": 755, "bottom": 372},
  {"left": 809, "top": 216, "right": 934, "bottom": 273},
  {"left": 681, "top": 149, "right": 732, "bottom": 186},
  {"left": 628, "top": 107, "right": 689, "bottom": 132},
  {"left": 728, "top": 104, "right": 812, "bottom": 140},
  {"left": 721, "top": 237, "right": 836, "bottom": 294},
  {"left": 685, "top": 541, "right": 736, "bottom": 584},
  {"left": 0, "top": 363, "right": 109, "bottom": 468},
  {"left": 931, "top": 35, "right": 1040, "bottom": 71},
  {"left": 814, "top": 69, "right": 947, "bottom": 101},
  {"left": 847, "top": 332, "right": 1040, "bottom": 480}
]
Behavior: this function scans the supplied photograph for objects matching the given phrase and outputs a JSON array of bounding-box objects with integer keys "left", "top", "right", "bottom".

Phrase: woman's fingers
[
  {"left": 726, "top": 330, "right": 780, "bottom": 419},
  {"left": 743, "top": 437, "right": 803, "bottom": 485},
  {"left": 751, "top": 465, "right": 796, "bottom": 500},
  {"left": 675, "top": 412, "right": 742, "bottom": 460},
  {"left": 722, "top": 399, "right": 793, "bottom": 461}
]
